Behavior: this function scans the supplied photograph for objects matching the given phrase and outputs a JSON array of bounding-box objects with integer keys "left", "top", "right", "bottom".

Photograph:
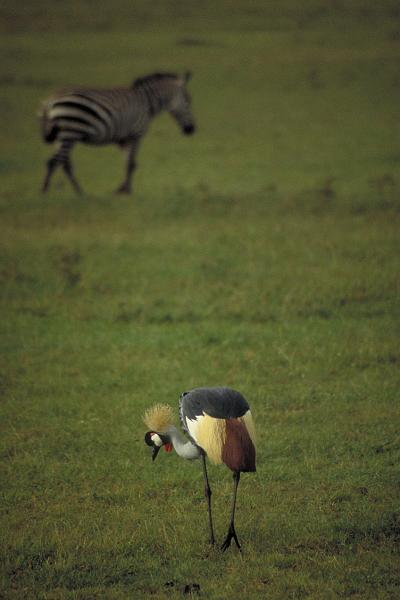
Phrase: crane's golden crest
[{"left": 143, "top": 403, "right": 174, "bottom": 432}]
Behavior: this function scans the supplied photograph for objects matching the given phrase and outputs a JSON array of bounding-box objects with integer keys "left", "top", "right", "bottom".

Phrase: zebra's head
[{"left": 168, "top": 72, "right": 196, "bottom": 136}]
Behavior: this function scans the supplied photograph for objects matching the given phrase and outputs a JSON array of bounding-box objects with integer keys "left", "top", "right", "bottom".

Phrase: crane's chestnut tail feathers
[
  {"left": 143, "top": 403, "right": 174, "bottom": 432},
  {"left": 222, "top": 418, "right": 256, "bottom": 473}
]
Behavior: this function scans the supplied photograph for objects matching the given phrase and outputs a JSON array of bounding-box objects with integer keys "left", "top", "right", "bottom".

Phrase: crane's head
[
  {"left": 144, "top": 431, "right": 173, "bottom": 461},
  {"left": 143, "top": 403, "right": 174, "bottom": 461}
]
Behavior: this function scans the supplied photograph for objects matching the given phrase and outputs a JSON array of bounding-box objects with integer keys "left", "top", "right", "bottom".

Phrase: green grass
[{"left": 1, "top": 1, "right": 400, "bottom": 598}]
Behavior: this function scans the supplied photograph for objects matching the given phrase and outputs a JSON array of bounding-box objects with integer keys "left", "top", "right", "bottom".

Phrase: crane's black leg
[
  {"left": 201, "top": 453, "right": 215, "bottom": 545},
  {"left": 221, "top": 472, "right": 241, "bottom": 552}
]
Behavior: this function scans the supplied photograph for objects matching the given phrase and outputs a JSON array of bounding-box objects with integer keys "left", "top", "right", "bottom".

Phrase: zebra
[{"left": 40, "top": 71, "right": 196, "bottom": 195}]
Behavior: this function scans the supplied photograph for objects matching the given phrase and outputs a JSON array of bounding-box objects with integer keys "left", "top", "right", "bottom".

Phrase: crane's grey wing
[{"left": 180, "top": 387, "right": 250, "bottom": 422}]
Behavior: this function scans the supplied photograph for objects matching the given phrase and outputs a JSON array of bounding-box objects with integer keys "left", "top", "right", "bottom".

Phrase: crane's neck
[{"left": 166, "top": 426, "right": 201, "bottom": 461}]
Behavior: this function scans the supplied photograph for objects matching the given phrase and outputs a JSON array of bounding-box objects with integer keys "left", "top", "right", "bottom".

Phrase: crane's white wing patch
[{"left": 185, "top": 414, "right": 203, "bottom": 443}]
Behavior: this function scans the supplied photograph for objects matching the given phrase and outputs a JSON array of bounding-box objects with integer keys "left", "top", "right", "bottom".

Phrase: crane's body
[{"left": 144, "top": 387, "right": 256, "bottom": 551}]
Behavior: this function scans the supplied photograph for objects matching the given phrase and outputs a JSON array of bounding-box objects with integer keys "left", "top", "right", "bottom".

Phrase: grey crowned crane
[{"left": 144, "top": 387, "right": 256, "bottom": 551}]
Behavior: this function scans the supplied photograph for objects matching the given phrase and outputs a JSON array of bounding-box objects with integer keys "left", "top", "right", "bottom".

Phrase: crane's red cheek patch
[{"left": 164, "top": 443, "right": 173, "bottom": 453}]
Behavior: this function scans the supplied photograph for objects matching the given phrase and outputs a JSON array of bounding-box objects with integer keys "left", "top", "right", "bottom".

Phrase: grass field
[{"left": 1, "top": 1, "right": 400, "bottom": 598}]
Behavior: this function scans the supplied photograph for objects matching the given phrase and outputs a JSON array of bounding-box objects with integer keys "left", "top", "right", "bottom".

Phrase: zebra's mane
[{"left": 132, "top": 72, "right": 178, "bottom": 88}]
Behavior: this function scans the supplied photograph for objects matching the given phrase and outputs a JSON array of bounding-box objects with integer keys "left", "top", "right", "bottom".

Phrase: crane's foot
[{"left": 221, "top": 523, "right": 241, "bottom": 552}]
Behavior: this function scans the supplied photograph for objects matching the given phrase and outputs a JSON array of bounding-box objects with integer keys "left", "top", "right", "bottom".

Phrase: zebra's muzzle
[{"left": 183, "top": 124, "right": 195, "bottom": 135}]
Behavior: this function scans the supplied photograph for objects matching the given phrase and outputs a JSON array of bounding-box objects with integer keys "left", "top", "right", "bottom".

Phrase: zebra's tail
[{"left": 39, "top": 101, "right": 58, "bottom": 143}]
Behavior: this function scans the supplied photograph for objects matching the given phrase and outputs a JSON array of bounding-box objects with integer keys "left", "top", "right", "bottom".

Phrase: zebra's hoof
[{"left": 115, "top": 186, "right": 131, "bottom": 195}]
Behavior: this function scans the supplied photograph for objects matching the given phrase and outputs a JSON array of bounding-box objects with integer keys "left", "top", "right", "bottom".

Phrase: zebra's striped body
[{"left": 40, "top": 72, "right": 195, "bottom": 194}]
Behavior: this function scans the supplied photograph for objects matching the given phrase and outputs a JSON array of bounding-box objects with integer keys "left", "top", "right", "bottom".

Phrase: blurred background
[{"left": 1, "top": 0, "right": 399, "bottom": 200}]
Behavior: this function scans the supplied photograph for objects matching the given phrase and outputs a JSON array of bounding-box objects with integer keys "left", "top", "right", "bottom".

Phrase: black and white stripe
[{"left": 40, "top": 71, "right": 195, "bottom": 194}]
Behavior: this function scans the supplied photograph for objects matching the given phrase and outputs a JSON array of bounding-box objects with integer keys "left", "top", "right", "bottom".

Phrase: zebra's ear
[{"left": 184, "top": 71, "right": 192, "bottom": 84}]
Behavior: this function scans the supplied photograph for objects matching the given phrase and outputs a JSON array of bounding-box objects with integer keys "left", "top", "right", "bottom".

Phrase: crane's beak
[{"left": 152, "top": 445, "right": 161, "bottom": 461}]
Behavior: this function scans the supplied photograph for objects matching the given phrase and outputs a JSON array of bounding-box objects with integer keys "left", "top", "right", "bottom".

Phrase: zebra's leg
[
  {"left": 60, "top": 142, "right": 82, "bottom": 195},
  {"left": 116, "top": 139, "right": 139, "bottom": 194},
  {"left": 62, "top": 161, "right": 82, "bottom": 195},
  {"left": 42, "top": 140, "right": 82, "bottom": 194},
  {"left": 42, "top": 155, "right": 59, "bottom": 193}
]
